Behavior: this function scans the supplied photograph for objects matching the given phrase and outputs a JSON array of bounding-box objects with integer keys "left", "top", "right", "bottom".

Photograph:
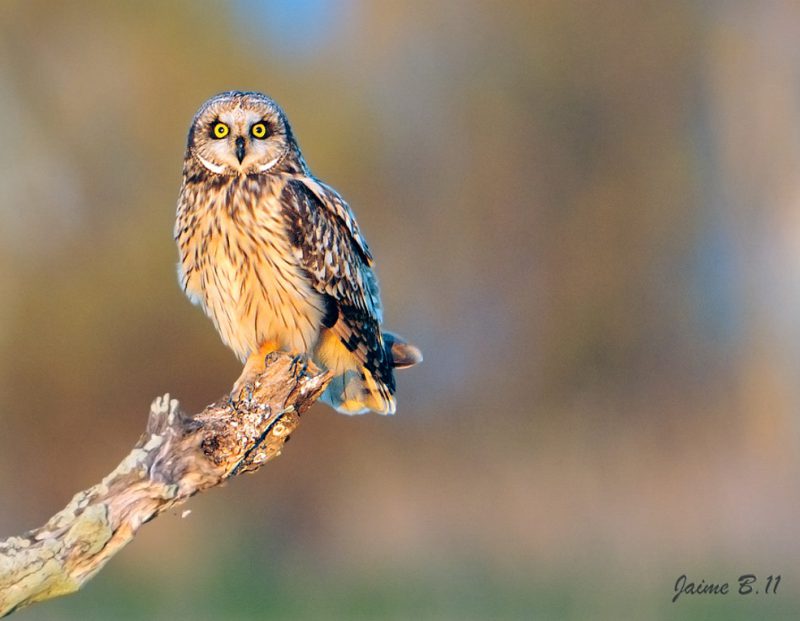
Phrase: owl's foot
[
  {"left": 288, "top": 353, "right": 309, "bottom": 378},
  {"left": 230, "top": 360, "right": 265, "bottom": 404},
  {"left": 230, "top": 367, "right": 257, "bottom": 405},
  {"left": 230, "top": 381, "right": 255, "bottom": 405},
  {"left": 231, "top": 341, "right": 285, "bottom": 404}
]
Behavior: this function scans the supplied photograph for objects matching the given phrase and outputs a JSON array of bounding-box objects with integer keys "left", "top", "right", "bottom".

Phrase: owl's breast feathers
[{"left": 175, "top": 165, "right": 327, "bottom": 360}]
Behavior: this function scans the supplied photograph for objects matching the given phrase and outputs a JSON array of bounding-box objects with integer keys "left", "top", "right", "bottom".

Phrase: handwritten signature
[{"left": 673, "top": 574, "right": 781, "bottom": 603}]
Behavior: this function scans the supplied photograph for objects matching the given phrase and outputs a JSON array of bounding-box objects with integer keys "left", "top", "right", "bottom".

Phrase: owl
[{"left": 175, "top": 91, "right": 421, "bottom": 414}]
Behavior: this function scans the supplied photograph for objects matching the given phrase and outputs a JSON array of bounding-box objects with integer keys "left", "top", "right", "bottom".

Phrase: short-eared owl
[{"left": 175, "top": 91, "right": 421, "bottom": 414}]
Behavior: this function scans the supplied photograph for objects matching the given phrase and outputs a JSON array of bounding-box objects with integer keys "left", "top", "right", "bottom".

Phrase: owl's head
[{"left": 186, "top": 91, "right": 306, "bottom": 176}]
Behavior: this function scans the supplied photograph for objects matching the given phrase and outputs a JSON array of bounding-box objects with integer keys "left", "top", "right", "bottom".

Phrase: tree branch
[{"left": 0, "top": 353, "right": 330, "bottom": 617}]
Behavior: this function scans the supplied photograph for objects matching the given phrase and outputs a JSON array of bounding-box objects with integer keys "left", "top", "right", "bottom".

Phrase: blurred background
[{"left": 1, "top": 1, "right": 799, "bottom": 619}]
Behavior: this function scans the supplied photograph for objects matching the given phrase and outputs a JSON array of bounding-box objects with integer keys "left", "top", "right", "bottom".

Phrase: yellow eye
[
  {"left": 212, "top": 122, "right": 229, "bottom": 139},
  {"left": 251, "top": 122, "right": 267, "bottom": 139}
]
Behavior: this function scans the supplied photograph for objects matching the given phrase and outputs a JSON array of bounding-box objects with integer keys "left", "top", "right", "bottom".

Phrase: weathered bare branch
[{"left": 0, "top": 353, "right": 330, "bottom": 617}]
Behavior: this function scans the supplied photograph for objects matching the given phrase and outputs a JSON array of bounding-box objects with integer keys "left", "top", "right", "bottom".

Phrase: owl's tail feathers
[
  {"left": 384, "top": 331, "right": 423, "bottom": 369},
  {"left": 320, "top": 367, "right": 396, "bottom": 416},
  {"left": 329, "top": 333, "right": 421, "bottom": 415},
  {"left": 316, "top": 329, "right": 422, "bottom": 416}
]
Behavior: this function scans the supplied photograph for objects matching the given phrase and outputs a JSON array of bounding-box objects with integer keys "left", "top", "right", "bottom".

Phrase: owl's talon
[
  {"left": 263, "top": 351, "right": 281, "bottom": 367},
  {"left": 289, "top": 354, "right": 308, "bottom": 377},
  {"left": 230, "top": 381, "right": 255, "bottom": 406}
]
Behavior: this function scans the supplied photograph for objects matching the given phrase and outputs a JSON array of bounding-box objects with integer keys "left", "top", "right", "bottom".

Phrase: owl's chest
[{"left": 178, "top": 183, "right": 325, "bottom": 358}]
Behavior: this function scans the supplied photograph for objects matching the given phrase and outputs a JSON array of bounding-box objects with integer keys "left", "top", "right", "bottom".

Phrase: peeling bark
[{"left": 0, "top": 353, "right": 330, "bottom": 617}]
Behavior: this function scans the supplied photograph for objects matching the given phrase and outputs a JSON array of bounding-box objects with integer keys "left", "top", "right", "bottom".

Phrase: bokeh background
[{"left": 1, "top": 1, "right": 799, "bottom": 619}]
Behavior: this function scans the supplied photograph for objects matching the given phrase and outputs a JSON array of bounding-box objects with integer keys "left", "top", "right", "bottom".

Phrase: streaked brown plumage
[{"left": 175, "top": 91, "right": 421, "bottom": 414}]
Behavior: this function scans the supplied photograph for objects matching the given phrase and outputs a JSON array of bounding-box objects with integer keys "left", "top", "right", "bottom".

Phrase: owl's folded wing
[
  {"left": 294, "top": 176, "right": 374, "bottom": 265},
  {"left": 280, "top": 178, "right": 394, "bottom": 391}
]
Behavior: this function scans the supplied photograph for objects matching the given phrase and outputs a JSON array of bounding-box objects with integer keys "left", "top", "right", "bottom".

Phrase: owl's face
[{"left": 187, "top": 91, "right": 302, "bottom": 176}]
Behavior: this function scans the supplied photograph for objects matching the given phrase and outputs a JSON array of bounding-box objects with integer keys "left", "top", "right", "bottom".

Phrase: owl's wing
[
  {"left": 297, "top": 176, "right": 374, "bottom": 266},
  {"left": 282, "top": 178, "right": 393, "bottom": 390}
]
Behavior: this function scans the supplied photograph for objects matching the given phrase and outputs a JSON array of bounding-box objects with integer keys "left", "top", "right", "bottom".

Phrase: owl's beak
[{"left": 235, "top": 136, "right": 246, "bottom": 163}]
